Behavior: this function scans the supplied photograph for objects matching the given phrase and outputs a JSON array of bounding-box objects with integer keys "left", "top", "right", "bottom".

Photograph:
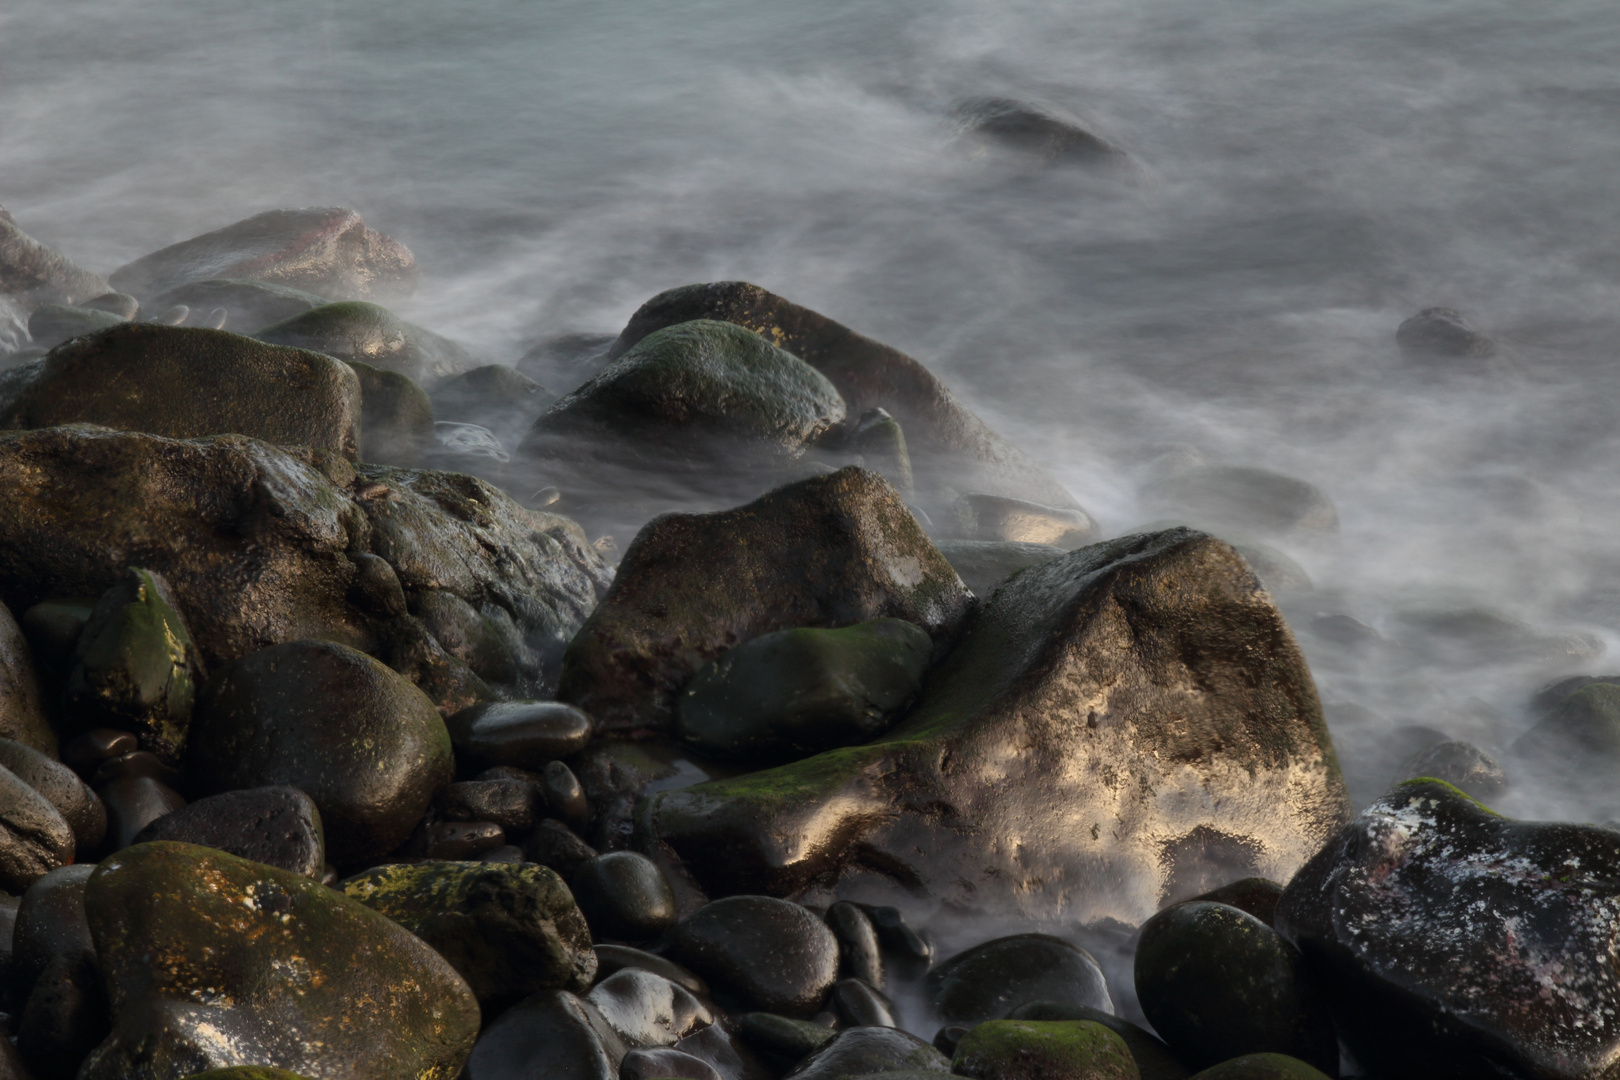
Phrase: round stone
[
  {"left": 571, "top": 851, "right": 677, "bottom": 942},
  {"left": 668, "top": 896, "right": 839, "bottom": 1017}
]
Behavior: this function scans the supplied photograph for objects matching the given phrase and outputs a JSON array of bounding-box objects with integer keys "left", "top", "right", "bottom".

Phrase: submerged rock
[
  {"left": 1141, "top": 466, "right": 1337, "bottom": 542},
  {"left": 256, "top": 301, "right": 481, "bottom": 385},
  {"left": 1394, "top": 739, "right": 1508, "bottom": 801},
  {"left": 108, "top": 207, "right": 418, "bottom": 302},
  {"left": 559, "top": 468, "right": 969, "bottom": 736},
  {"left": 647, "top": 529, "right": 1348, "bottom": 918},
  {"left": 348, "top": 359, "right": 435, "bottom": 467},
  {"left": 952, "top": 96, "right": 1130, "bottom": 168},
  {"left": 26, "top": 304, "right": 125, "bottom": 351},
  {"left": 1276, "top": 778, "right": 1620, "bottom": 1079},
  {"left": 81, "top": 842, "right": 478, "bottom": 1080},
  {"left": 1395, "top": 307, "right": 1497, "bottom": 362},
  {"left": 433, "top": 365, "right": 555, "bottom": 444}
]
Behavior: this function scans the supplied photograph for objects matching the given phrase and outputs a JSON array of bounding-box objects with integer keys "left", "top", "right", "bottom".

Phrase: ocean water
[{"left": 6, "top": 0, "right": 1620, "bottom": 821}]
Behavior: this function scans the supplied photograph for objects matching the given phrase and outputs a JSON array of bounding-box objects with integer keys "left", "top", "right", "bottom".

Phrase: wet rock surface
[
  {"left": 0, "top": 738, "right": 105, "bottom": 852},
  {"left": 0, "top": 763, "right": 74, "bottom": 892},
  {"left": 570, "top": 851, "right": 677, "bottom": 942},
  {"left": 256, "top": 301, "right": 481, "bottom": 385},
  {"left": 951, "top": 1020, "right": 1139, "bottom": 1080},
  {"left": 666, "top": 896, "right": 840, "bottom": 1018},
  {"left": 465, "top": 989, "right": 625, "bottom": 1080},
  {"left": 933, "top": 539, "right": 1064, "bottom": 596},
  {"left": 131, "top": 786, "right": 324, "bottom": 877},
  {"left": 447, "top": 700, "right": 593, "bottom": 771},
  {"left": 0, "top": 599, "right": 55, "bottom": 754},
  {"left": 782, "top": 1028, "right": 949, "bottom": 1080},
  {"left": 929, "top": 935, "right": 1112, "bottom": 1026}
]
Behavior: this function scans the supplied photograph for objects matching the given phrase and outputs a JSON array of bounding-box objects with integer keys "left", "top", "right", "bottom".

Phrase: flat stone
[
  {"left": 132, "top": 786, "right": 324, "bottom": 877},
  {"left": 667, "top": 896, "right": 839, "bottom": 1018}
]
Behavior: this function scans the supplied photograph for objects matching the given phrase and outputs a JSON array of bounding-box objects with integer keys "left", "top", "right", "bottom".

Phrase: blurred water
[{"left": 6, "top": 0, "right": 1620, "bottom": 820}]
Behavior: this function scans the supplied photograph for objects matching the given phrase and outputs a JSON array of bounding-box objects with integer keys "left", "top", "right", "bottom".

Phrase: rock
[
  {"left": 1004, "top": 1005, "right": 1188, "bottom": 1080},
  {"left": 80, "top": 293, "right": 139, "bottom": 319},
  {"left": 0, "top": 739, "right": 105, "bottom": 852},
  {"left": 525, "top": 818, "right": 599, "bottom": 877},
  {"left": 1393, "top": 606, "right": 1600, "bottom": 667},
  {"left": 1186, "top": 880, "right": 1283, "bottom": 927},
  {"left": 543, "top": 760, "right": 590, "bottom": 829},
  {"left": 343, "top": 860, "right": 595, "bottom": 1008},
  {"left": 675, "top": 618, "right": 934, "bottom": 763},
  {"left": 0, "top": 765, "right": 74, "bottom": 892},
  {"left": 348, "top": 359, "right": 435, "bottom": 466},
  {"left": 0, "top": 427, "right": 609, "bottom": 703},
  {"left": 178, "top": 1072, "right": 317, "bottom": 1080},
  {"left": 929, "top": 935, "right": 1111, "bottom": 1027},
  {"left": 19, "top": 949, "right": 108, "bottom": 1080},
  {"left": 19, "top": 598, "right": 94, "bottom": 681},
  {"left": 560, "top": 467, "right": 970, "bottom": 736},
  {"left": 447, "top": 701, "right": 593, "bottom": 772},
  {"left": 131, "top": 786, "right": 324, "bottom": 877},
  {"left": 81, "top": 841, "right": 478, "bottom": 1080},
  {"left": 858, "top": 905, "right": 933, "bottom": 972},
  {"left": 0, "top": 215, "right": 109, "bottom": 307},
  {"left": 933, "top": 540, "right": 1063, "bottom": 597},
  {"left": 667, "top": 896, "right": 840, "bottom": 1017},
  {"left": 1140, "top": 467, "right": 1337, "bottom": 541},
  {"left": 782, "top": 1028, "right": 949, "bottom": 1080},
  {"left": 408, "top": 820, "right": 505, "bottom": 860},
  {"left": 622, "top": 1047, "right": 723, "bottom": 1080},
  {"left": 13, "top": 865, "right": 95, "bottom": 980},
  {"left": 1515, "top": 682, "right": 1620, "bottom": 773},
  {"left": 26, "top": 305, "right": 125, "bottom": 351},
  {"left": 1394, "top": 739, "right": 1507, "bottom": 801},
  {"left": 256, "top": 301, "right": 481, "bottom": 385},
  {"left": 63, "top": 568, "right": 203, "bottom": 764},
  {"left": 144, "top": 279, "right": 326, "bottom": 335},
  {"left": 952, "top": 97, "right": 1129, "bottom": 168},
  {"left": 600, "top": 283, "right": 1077, "bottom": 517},
  {"left": 108, "top": 208, "right": 418, "bottom": 302},
  {"left": 825, "top": 901, "right": 883, "bottom": 988},
  {"left": 188, "top": 640, "right": 454, "bottom": 864},
  {"left": 1395, "top": 307, "right": 1497, "bottom": 362},
  {"left": 0, "top": 295, "right": 28, "bottom": 355},
  {"left": 0, "top": 323, "right": 362, "bottom": 459},
  {"left": 436, "top": 779, "right": 543, "bottom": 832},
  {"left": 645, "top": 529, "right": 1348, "bottom": 918},
  {"left": 465, "top": 989, "right": 626, "bottom": 1080},
  {"left": 58, "top": 728, "right": 135, "bottom": 777},
  {"left": 571, "top": 852, "right": 677, "bottom": 942},
  {"left": 98, "top": 776, "right": 185, "bottom": 851},
  {"left": 1276, "top": 778, "right": 1620, "bottom": 1079},
  {"left": 1185, "top": 1056, "right": 1329, "bottom": 1080},
  {"left": 586, "top": 968, "right": 712, "bottom": 1047},
  {"left": 1133, "top": 903, "right": 1335, "bottom": 1073},
  {"left": 90, "top": 750, "right": 181, "bottom": 788},
  {"left": 951, "top": 1020, "right": 1138, "bottom": 1080},
  {"left": 849, "top": 408, "right": 913, "bottom": 495},
  {"left": 951, "top": 494, "right": 1098, "bottom": 549},
  {"left": 736, "top": 1013, "right": 835, "bottom": 1064},
  {"left": 0, "top": 600, "right": 57, "bottom": 754},
  {"left": 433, "top": 365, "right": 555, "bottom": 442},
  {"left": 830, "top": 978, "right": 894, "bottom": 1027}
]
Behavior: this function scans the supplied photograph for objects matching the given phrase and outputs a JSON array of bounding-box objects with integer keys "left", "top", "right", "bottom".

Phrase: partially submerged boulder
[
  {"left": 256, "top": 301, "right": 481, "bottom": 385},
  {"left": 952, "top": 97, "right": 1130, "bottom": 169},
  {"left": 347, "top": 359, "right": 435, "bottom": 467},
  {"left": 558, "top": 467, "right": 970, "bottom": 735},
  {"left": 108, "top": 207, "right": 418, "bottom": 302},
  {"left": 645, "top": 528, "right": 1348, "bottom": 920}
]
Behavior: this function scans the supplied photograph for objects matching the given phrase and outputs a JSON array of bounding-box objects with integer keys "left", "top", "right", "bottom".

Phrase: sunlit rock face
[{"left": 646, "top": 527, "right": 1350, "bottom": 924}]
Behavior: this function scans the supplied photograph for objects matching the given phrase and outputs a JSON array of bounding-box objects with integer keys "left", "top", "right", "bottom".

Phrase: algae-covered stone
[
  {"left": 342, "top": 860, "right": 595, "bottom": 1008},
  {"left": 189, "top": 640, "right": 453, "bottom": 864},
  {"left": 1005, "top": 1005, "right": 1187, "bottom": 1080},
  {"left": 0, "top": 598, "right": 55, "bottom": 754},
  {"left": 81, "top": 842, "right": 478, "bottom": 1080},
  {"left": 952, "top": 1021, "right": 1138, "bottom": 1080},
  {"left": 1133, "top": 903, "right": 1335, "bottom": 1073},
  {"left": 145, "top": 279, "right": 327, "bottom": 335},
  {"left": 646, "top": 529, "right": 1348, "bottom": 917},
  {"left": 1276, "top": 779, "right": 1620, "bottom": 1080},
  {"left": 676, "top": 618, "right": 933, "bottom": 763},
  {"left": 1185, "top": 1056, "right": 1329, "bottom": 1080},
  {"left": 783, "top": 1028, "right": 949, "bottom": 1080},
  {"left": 933, "top": 540, "right": 1063, "bottom": 597},
  {"left": 64, "top": 568, "right": 202, "bottom": 764},
  {"left": 256, "top": 301, "right": 480, "bottom": 385},
  {"left": 347, "top": 359, "right": 434, "bottom": 466},
  {"left": 560, "top": 467, "right": 969, "bottom": 735},
  {"left": 929, "top": 935, "right": 1111, "bottom": 1026}
]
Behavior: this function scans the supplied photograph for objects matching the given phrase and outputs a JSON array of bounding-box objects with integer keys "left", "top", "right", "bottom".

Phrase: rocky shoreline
[{"left": 0, "top": 204, "right": 1616, "bottom": 1080}]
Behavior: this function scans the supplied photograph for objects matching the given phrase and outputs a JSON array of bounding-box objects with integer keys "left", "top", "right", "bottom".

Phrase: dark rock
[
  {"left": 1395, "top": 739, "right": 1507, "bottom": 801},
  {"left": 0, "top": 1023, "right": 34, "bottom": 1080},
  {"left": 782, "top": 1028, "right": 949, "bottom": 1080},
  {"left": 13, "top": 865, "right": 95, "bottom": 980},
  {"left": 524, "top": 818, "right": 598, "bottom": 877},
  {"left": 0, "top": 764, "right": 74, "bottom": 891},
  {"left": 188, "top": 640, "right": 454, "bottom": 864},
  {"left": 58, "top": 729, "right": 135, "bottom": 778},
  {"left": 481, "top": 844, "right": 525, "bottom": 864},
  {"left": 594, "top": 945, "right": 710, "bottom": 998},
  {"left": 543, "top": 760, "right": 590, "bottom": 830},
  {"left": 1275, "top": 778, "right": 1620, "bottom": 1079},
  {"left": 1391, "top": 606, "right": 1599, "bottom": 668},
  {"left": 622, "top": 1047, "right": 723, "bottom": 1080},
  {"left": 932, "top": 540, "right": 1063, "bottom": 597},
  {"left": 1005, "top": 1004, "right": 1188, "bottom": 1080},
  {"left": 1515, "top": 682, "right": 1620, "bottom": 773},
  {"left": 572, "top": 851, "right": 677, "bottom": 942},
  {"left": 346, "top": 551, "right": 408, "bottom": 618},
  {"left": 600, "top": 283, "right": 1077, "bottom": 518},
  {"left": 131, "top": 786, "right": 324, "bottom": 877},
  {"left": 1185, "top": 1056, "right": 1329, "bottom": 1080},
  {"left": 64, "top": 568, "right": 202, "bottom": 764},
  {"left": 108, "top": 207, "right": 418, "bottom": 302},
  {"left": 1141, "top": 467, "right": 1337, "bottom": 541},
  {"left": 646, "top": 530, "right": 1348, "bottom": 917},
  {"left": 1134, "top": 903, "right": 1335, "bottom": 1073},
  {"left": 517, "top": 331, "right": 616, "bottom": 391},
  {"left": 675, "top": 618, "right": 933, "bottom": 763},
  {"left": 174, "top": 1072, "right": 317, "bottom": 1080},
  {"left": 831, "top": 978, "right": 894, "bottom": 1027},
  {"left": 859, "top": 905, "right": 932, "bottom": 971},
  {"left": 99, "top": 776, "right": 185, "bottom": 851},
  {"left": 343, "top": 860, "right": 595, "bottom": 1007},
  {"left": 433, "top": 365, "right": 556, "bottom": 442},
  {"left": 410, "top": 588, "right": 528, "bottom": 689},
  {"left": 1529, "top": 674, "right": 1620, "bottom": 714},
  {"left": 587, "top": 968, "right": 713, "bottom": 1047},
  {"left": 951, "top": 494, "right": 1097, "bottom": 549},
  {"left": 80, "top": 294, "right": 137, "bottom": 318},
  {"left": 18, "top": 950, "right": 108, "bottom": 1080},
  {"left": 26, "top": 305, "right": 125, "bottom": 351},
  {"left": 408, "top": 820, "right": 506, "bottom": 861},
  {"left": 1395, "top": 307, "right": 1497, "bottom": 362},
  {"left": 951, "top": 1020, "right": 1138, "bottom": 1080},
  {"left": 348, "top": 359, "right": 435, "bottom": 467},
  {"left": 929, "top": 935, "right": 1111, "bottom": 1027},
  {"left": 144, "top": 279, "right": 326, "bottom": 335},
  {"left": 82, "top": 841, "right": 478, "bottom": 1080},
  {"left": 465, "top": 989, "right": 626, "bottom": 1080},
  {"left": 0, "top": 601, "right": 54, "bottom": 754},
  {"left": 737, "top": 1013, "right": 835, "bottom": 1064},
  {"left": 448, "top": 700, "right": 592, "bottom": 772},
  {"left": 0, "top": 739, "right": 104, "bottom": 852},
  {"left": 826, "top": 901, "right": 883, "bottom": 988},
  {"left": 1187, "top": 879, "right": 1284, "bottom": 927},
  {"left": 0, "top": 324, "right": 362, "bottom": 459},
  {"left": 674, "top": 1021, "right": 775, "bottom": 1080},
  {"left": 560, "top": 467, "right": 969, "bottom": 736},
  {"left": 436, "top": 779, "right": 543, "bottom": 832},
  {"left": 256, "top": 301, "right": 480, "bottom": 385},
  {"left": 90, "top": 750, "right": 182, "bottom": 788},
  {"left": 667, "top": 896, "right": 840, "bottom": 1017},
  {"left": 0, "top": 216, "right": 109, "bottom": 307},
  {"left": 849, "top": 407, "right": 913, "bottom": 495},
  {"left": 19, "top": 597, "right": 94, "bottom": 683},
  {"left": 952, "top": 97, "right": 1128, "bottom": 168},
  {"left": 934, "top": 1028, "right": 968, "bottom": 1057}
]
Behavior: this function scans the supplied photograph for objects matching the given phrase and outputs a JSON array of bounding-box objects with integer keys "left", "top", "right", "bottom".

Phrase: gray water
[{"left": 6, "top": 0, "right": 1620, "bottom": 823}]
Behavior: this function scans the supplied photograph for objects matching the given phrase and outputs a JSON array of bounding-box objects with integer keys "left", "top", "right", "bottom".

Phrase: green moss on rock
[{"left": 953, "top": 1021, "right": 1138, "bottom": 1080}]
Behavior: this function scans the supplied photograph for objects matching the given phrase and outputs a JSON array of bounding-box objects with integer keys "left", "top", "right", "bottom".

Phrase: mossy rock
[
  {"left": 953, "top": 1020, "right": 1138, "bottom": 1080},
  {"left": 347, "top": 359, "right": 434, "bottom": 467},
  {"left": 1006, "top": 1004, "right": 1188, "bottom": 1080},
  {"left": 82, "top": 841, "right": 478, "bottom": 1080},
  {"left": 1186, "top": 1055, "right": 1330, "bottom": 1080},
  {"left": 257, "top": 301, "right": 480, "bottom": 384}
]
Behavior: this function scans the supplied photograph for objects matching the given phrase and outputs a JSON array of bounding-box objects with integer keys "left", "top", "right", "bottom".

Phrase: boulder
[
  {"left": 645, "top": 529, "right": 1349, "bottom": 918},
  {"left": 0, "top": 739, "right": 104, "bottom": 852},
  {"left": 433, "top": 365, "right": 555, "bottom": 444},
  {"left": 666, "top": 896, "right": 840, "bottom": 1018},
  {"left": 1394, "top": 739, "right": 1507, "bottom": 801},
  {"left": 347, "top": 360, "right": 435, "bottom": 467},
  {"left": 952, "top": 97, "right": 1130, "bottom": 169},
  {"left": 1276, "top": 779, "right": 1620, "bottom": 1079},
  {"left": 131, "top": 786, "right": 324, "bottom": 877},
  {"left": 951, "top": 494, "right": 1098, "bottom": 549},
  {"left": 601, "top": 283, "right": 1076, "bottom": 517},
  {"left": 0, "top": 324, "right": 362, "bottom": 459},
  {"left": 951, "top": 1020, "right": 1138, "bottom": 1080},
  {"left": 929, "top": 935, "right": 1111, "bottom": 1026},
  {"left": 0, "top": 599, "right": 55, "bottom": 754},
  {"left": 559, "top": 467, "right": 970, "bottom": 736},
  {"left": 256, "top": 301, "right": 481, "bottom": 385},
  {"left": 81, "top": 842, "right": 478, "bottom": 1080},
  {"left": 144, "top": 279, "right": 326, "bottom": 335},
  {"left": 932, "top": 540, "right": 1063, "bottom": 598},
  {"left": 0, "top": 216, "right": 109, "bottom": 307},
  {"left": 342, "top": 861, "right": 595, "bottom": 1008},
  {"left": 464, "top": 989, "right": 625, "bottom": 1080},
  {"left": 188, "top": 640, "right": 454, "bottom": 865},
  {"left": 1140, "top": 467, "right": 1337, "bottom": 541},
  {"left": 0, "top": 764, "right": 74, "bottom": 892},
  {"left": 0, "top": 427, "right": 610, "bottom": 702},
  {"left": 782, "top": 1029, "right": 948, "bottom": 1080},
  {"left": 108, "top": 207, "right": 418, "bottom": 302},
  {"left": 1395, "top": 307, "right": 1497, "bottom": 362}
]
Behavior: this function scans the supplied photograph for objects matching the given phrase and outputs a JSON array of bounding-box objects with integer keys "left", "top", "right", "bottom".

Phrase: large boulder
[
  {"left": 0, "top": 427, "right": 610, "bottom": 704},
  {"left": 645, "top": 529, "right": 1348, "bottom": 920},
  {"left": 558, "top": 467, "right": 970, "bottom": 736},
  {"left": 80, "top": 842, "right": 479, "bottom": 1080},
  {"left": 601, "top": 282, "right": 1076, "bottom": 515},
  {"left": 108, "top": 207, "right": 418, "bottom": 302},
  {"left": 0, "top": 215, "right": 109, "bottom": 308},
  {"left": 0, "top": 324, "right": 362, "bottom": 459},
  {"left": 256, "top": 302, "right": 482, "bottom": 385},
  {"left": 1276, "top": 779, "right": 1620, "bottom": 1080}
]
